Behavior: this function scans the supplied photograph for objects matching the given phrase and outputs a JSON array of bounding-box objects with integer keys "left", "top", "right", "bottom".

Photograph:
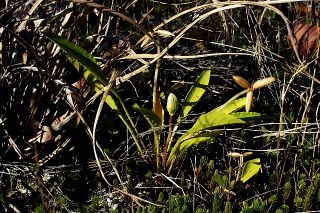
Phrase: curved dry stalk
[
  {"left": 65, "top": 0, "right": 158, "bottom": 47},
  {"left": 118, "top": 1, "right": 301, "bottom": 85},
  {"left": 78, "top": 100, "right": 164, "bottom": 208},
  {"left": 121, "top": 52, "right": 255, "bottom": 60},
  {"left": 91, "top": 70, "right": 122, "bottom": 185}
]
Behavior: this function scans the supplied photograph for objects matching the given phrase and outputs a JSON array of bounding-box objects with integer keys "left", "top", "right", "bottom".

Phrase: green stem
[
  {"left": 111, "top": 89, "right": 146, "bottom": 151},
  {"left": 153, "top": 35, "right": 162, "bottom": 171},
  {"left": 162, "top": 115, "right": 172, "bottom": 169}
]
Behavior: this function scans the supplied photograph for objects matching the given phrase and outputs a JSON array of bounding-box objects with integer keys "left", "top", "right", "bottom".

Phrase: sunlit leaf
[
  {"left": 240, "top": 158, "right": 261, "bottom": 183},
  {"left": 179, "top": 131, "right": 222, "bottom": 151},
  {"left": 167, "top": 131, "right": 222, "bottom": 166},
  {"left": 106, "top": 95, "right": 118, "bottom": 111},
  {"left": 43, "top": 31, "right": 109, "bottom": 86},
  {"left": 180, "top": 69, "right": 210, "bottom": 118},
  {"left": 167, "top": 97, "right": 251, "bottom": 169},
  {"left": 215, "top": 97, "right": 246, "bottom": 114},
  {"left": 167, "top": 112, "right": 244, "bottom": 167},
  {"left": 180, "top": 110, "right": 245, "bottom": 142},
  {"left": 232, "top": 112, "right": 262, "bottom": 120}
]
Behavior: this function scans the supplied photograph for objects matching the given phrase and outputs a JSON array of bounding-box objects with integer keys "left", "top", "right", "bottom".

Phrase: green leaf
[
  {"left": 214, "top": 173, "right": 227, "bottom": 188},
  {"left": 167, "top": 131, "right": 222, "bottom": 167},
  {"left": 167, "top": 97, "right": 249, "bottom": 169},
  {"left": 167, "top": 112, "right": 244, "bottom": 167},
  {"left": 43, "top": 31, "right": 109, "bottom": 86},
  {"left": 215, "top": 97, "right": 246, "bottom": 114},
  {"left": 180, "top": 69, "right": 210, "bottom": 118},
  {"left": 106, "top": 95, "right": 118, "bottom": 111},
  {"left": 240, "top": 158, "right": 261, "bottom": 183},
  {"left": 232, "top": 112, "right": 262, "bottom": 120},
  {"left": 179, "top": 112, "right": 245, "bottom": 143},
  {"left": 179, "top": 131, "right": 222, "bottom": 151},
  {"left": 133, "top": 104, "right": 162, "bottom": 128}
]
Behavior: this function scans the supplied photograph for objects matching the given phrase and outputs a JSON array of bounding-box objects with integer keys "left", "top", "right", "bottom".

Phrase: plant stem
[
  {"left": 153, "top": 34, "right": 162, "bottom": 171},
  {"left": 162, "top": 115, "right": 173, "bottom": 169},
  {"left": 34, "top": 142, "right": 49, "bottom": 213}
]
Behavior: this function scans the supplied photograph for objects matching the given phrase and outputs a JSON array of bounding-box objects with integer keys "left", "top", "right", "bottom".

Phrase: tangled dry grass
[{"left": 1, "top": 0, "right": 320, "bottom": 212}]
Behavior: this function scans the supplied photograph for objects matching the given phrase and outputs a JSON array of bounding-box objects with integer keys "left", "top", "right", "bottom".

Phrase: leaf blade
[
  {"left": 180, "top": 69, "right": 210, "bottom": 118},
  {"left": 43, "top": 31, "right": 109, "bottom": 86},
  {"left": 240, "top": 158, "right": 261, "bottom": 183}
]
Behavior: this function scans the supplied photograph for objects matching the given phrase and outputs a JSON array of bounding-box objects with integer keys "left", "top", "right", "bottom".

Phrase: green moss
[
  {"left": 212, "top": 187, "right": 222, "bottom": 213},
  {"left": 283, "top": 181, "right": 291, "bottom": 202},
  {"left": 158, "top": 192, "right": 164, "bottom": 203},
  {"left": 223, "top": 201, "right": 233, "bottom": 213},
  {"left": 294, "top": 197, "right": 303, "bottom": 210}
]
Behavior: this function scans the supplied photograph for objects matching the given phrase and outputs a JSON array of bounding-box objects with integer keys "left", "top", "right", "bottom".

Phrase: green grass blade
[{"left": 43, "top": 31, "right": 108, "bottom": 86}]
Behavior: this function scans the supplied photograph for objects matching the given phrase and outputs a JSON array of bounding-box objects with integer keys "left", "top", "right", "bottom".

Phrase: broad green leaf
[
  {"left": 167, "top": 112, "right": 244, "bottom": 167},
  {"left": 67, "top": 56, "right": 103, "bottom": 90},
  {"left": 67, "top": 55, "right": 119, "bottom": 111},
  {"left": 43, "top": 31, "right": 109, "bottom": 86},
  {"left": 178, "top": 112, "right": 245, "bottom": 143},
  {"left": 133, "top": 105, "right": 162, "bottom": 128},
  {"left": 167, "top": 131, "right": 222, "bottom": 166},
  {"left": 167, "top": 98, "right": 248, "bottom": 168},
  {"left": 232, "top": 112, "right": 262, "bottom": 120},
  {"left": 180, "top": 69, "right": 210, "bottom": 118},
  {"left": 179, "top": 131, "right": 222, "bottom": 151},
  {"left": 240, "top": 158, "right": 261, "bottom": 183},
  {"left": 214, "top": 172, "right": 228, "bottom": 188},
  {"left": 215, "top": 97, "right": 246, "bottom": 114}
]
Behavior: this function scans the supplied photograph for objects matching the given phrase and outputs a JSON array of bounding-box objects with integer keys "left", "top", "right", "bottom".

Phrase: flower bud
[{"left": 166, "top": 93, "right": 178, "bottom": 116}]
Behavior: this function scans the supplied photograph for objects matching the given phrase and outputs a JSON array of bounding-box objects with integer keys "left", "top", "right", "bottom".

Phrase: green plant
[
  {"left": 41, "top": 31, "right": 274, "bottom": 180},
  {"left": 165, "top": 75, "right": 274, "bottom": 174}
]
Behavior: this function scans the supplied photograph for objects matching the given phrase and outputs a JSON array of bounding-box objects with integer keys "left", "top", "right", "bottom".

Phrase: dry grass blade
[
  {"left": 92, "top": 69, "right": 119, "bottom": 186},
  {"left": 118, "top": 4, "right": 245, "bottom": 84},
  {"left": 77, "top": 103, "right": 165, "bottom": 208},
  {"left": 16, "top": 0, "right": 43, "bottom": 32},
  {"left": 0, "top": 23, "right": 41, "bottom": 61},
  {"left": 120, "top": 52, "right": 254, "bottom": 60},
  {"left": 118, "top": 0, "right": 301, "bottom": 84},
  {"left": 65, "top": 0, "right": 157, "bottom": 46}
]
